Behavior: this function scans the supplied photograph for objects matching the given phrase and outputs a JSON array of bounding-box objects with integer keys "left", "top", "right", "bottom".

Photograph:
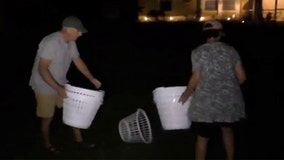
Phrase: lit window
[
  {"left": 205, "top": 0, "right": 218, "bottom": 10},
  {"left": 223, "top": 0, "right": 235, "bottom": 10},
  {"left": 204, "top": 0, "right": 235, "bottom": 11}
]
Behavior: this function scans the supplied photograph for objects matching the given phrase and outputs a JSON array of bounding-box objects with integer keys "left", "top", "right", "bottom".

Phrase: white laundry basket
[
  {"left": 63, "top": 84, "right": 104, "bottom": 129},
  {"left": 118, "top": 108, "right": 153, "bottom": 144},
  {"left": 153, "top": 86, "right": 192, "bottom": 130}
]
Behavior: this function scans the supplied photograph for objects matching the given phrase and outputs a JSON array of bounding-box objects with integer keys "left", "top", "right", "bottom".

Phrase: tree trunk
[{"left": 253, "top": 0, "right": 263, "bottom": 22}]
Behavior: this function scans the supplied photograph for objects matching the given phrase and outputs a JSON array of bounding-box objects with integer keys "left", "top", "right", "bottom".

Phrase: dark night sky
[
  {"left": 1, "top": 0, "right": 162, "bottom": 92},
  {"left": 1, "top": 0, "right": 138, "bottom": 35}
]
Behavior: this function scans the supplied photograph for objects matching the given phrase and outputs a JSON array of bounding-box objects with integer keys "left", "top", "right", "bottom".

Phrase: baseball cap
[
  {"left": 203, "top": 20, "right": 223, "bottom": 31},
  {"left": 62, "top": 16, "right": 88, "bottom": 33}
]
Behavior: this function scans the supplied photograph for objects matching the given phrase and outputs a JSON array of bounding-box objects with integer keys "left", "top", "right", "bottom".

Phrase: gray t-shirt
[
  {"left": 29, "top": 31, "right": 79, "bottom": 94},
  {"left": 189, "top": 42, "right": 246, "bottom": 123}
]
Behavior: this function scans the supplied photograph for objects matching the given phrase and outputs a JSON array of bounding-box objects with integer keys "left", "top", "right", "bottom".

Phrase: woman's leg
[
  {"left": 195, "top": 135, "right": 209, "bottom": 160},
  {"left": 221, "top": 126, "right": 234, "bottom": 160}
]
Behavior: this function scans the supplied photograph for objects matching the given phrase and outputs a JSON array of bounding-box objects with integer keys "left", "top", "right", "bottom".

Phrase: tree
[{"left": 253, "top": 0, "right": 264, "bottom": 22}]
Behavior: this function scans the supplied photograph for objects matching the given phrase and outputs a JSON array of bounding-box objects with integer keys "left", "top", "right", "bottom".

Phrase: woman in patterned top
[{"left": 179, "top": 20, "right": 246, "bottom": 160}]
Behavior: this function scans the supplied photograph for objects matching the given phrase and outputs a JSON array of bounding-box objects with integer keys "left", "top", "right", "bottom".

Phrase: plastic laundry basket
[
  {"left": 153, "top": 86, "right": 192, "bottom": 130},
  {"left": 118, "top": 108, "right": 152, "bottom": 144},
  {"left": 63, "top": 84, "right": 104, "bottom": 129}
]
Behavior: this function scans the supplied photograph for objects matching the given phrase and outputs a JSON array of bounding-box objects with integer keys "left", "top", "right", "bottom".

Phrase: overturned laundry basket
[{"left": 118, "top": 108, "right": 153, "bottom": 144}]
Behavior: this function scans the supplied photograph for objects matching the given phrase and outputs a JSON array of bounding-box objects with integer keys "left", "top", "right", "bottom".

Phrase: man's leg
[
  {"left": 41, "top": 117, "right": 53, "bottom": 148},
  {"left": 72, "top": 127, "right": 95, "bottom": 149},
  {"left": 73, "top": 127, "right": 83, "bottom": 142},
  {"left": 35, "top": 92, "right": 60, "bottom": 154}
]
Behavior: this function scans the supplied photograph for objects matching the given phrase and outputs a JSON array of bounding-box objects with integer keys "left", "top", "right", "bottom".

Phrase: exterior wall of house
[
  {"left": 200, "top": 0, "right": 242, "bottom": 20},
  {"left": 138, "top": 0, "right": 284, "bottom": 22},
  {"left": 138, "top": 0, "right": 198, "bottom": 21},
  {"left": 138, "top": 0, "right": 159, "bottom": 15},
  {"left": 158, "top": 0, "right": 198, "bottom": 21},
  {"left": 166, "top": 0, "right": 197, "bottom": 18},
  {"left": 239, "top": 0, "right": 251, "bottom": 20},
  {"left": 138, "top": 0, "right": 245, "bottom": 21}
]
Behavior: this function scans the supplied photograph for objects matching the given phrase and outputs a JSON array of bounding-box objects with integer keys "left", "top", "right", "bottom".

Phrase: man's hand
[
  {"left": 90, "top": 78, "right": 102, "bottom": 89},
  {"left": 56, "top": 86, "right": 67, "bottom": 98}
]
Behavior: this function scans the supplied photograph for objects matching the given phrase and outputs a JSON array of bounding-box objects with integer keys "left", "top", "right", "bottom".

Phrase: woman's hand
[{"left": 178, "top": 89, "right": 192, "bottom": 105}]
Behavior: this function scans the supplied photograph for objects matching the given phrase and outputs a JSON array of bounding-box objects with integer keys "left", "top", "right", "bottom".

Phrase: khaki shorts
[{"left": 34, "top": 92, "right": 63, "bottom": 118}]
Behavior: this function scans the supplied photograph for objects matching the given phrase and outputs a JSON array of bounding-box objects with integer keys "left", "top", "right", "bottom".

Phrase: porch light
[{"left": 144, "top": 16, "right": 149, "bottom": 21}]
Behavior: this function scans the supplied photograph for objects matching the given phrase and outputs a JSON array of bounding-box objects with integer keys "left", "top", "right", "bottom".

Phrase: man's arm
[
  {"left": 73, "top": 57, "right": 102, "bottom": 89},
  {"left": 38, "top": 57, "right": 66, "bottom": 97}
]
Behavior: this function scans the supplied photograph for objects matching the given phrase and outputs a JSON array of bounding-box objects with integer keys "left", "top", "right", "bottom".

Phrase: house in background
[
  {"left": 138, "top": 0, "right": 284, "bottom": 22},
  {"left": 262, "top": 0, "right": 284, "bottom": 21}
]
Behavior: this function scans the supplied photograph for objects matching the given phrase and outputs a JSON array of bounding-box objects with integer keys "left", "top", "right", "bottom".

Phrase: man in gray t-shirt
[{"left": 29, "top": 16, "right": 102, "bottom": 154}]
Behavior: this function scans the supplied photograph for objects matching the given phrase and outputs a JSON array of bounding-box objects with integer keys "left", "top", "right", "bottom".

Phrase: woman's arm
[
  {"left": 235, "top": 63, "right": 246, "bottom": 84},
  {"left": 179, "top": 69, "right": 201, "bottom": 104}
]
